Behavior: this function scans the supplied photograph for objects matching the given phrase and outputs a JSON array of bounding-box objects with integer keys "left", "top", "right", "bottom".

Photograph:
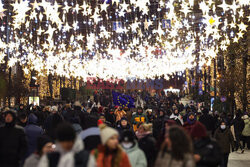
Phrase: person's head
[
  {"left": 4, "top": 110, "right": 16, "bottom": 127},
  {"left": 174, "top": 109, "right": 179, "bottom": 115},
  {"left": 120, "top": 117, "right": 128, "bottom": 127},
  {"left": 138, "top": 123, "right": 152, "bottom": 134},
  {"left": 121, "top": 130, "right": 135, "bottom": 149},
  {"left": 146, "top": 109, "right": 152, "bottom": 115},
  {"left": 37, "top": 135, "right": 54, "bottom": 156},
  {"left": 51, "top": 106, "right": 58, "bottom": 114},
  {"left": 56, "top": 122, "right": 76, "bottom": 152},
  {"left": 220, "top": 121, "right": 226, "bottom": 130},
  {"left": 190, "top": 122, "right": 207, "bottom": 140},
  {"left": 99, "top": 114, "right": 106, "bottom": 123},
  {"left": 99, "top": 123, "right": 119, "bottom": 150},
  {"left": 159, "top": 108, "right": 165, "bottom": 116},
  {"left": 19, "top": 104, "right": 24, "bottom": 110},
  {"left": 137, "top": 107, "right": 143, "bottom": 114},
  {"left": 188, "top": 112, "right": 195, "bottom": 120},
  {"left": 19, "top": 113, "right": 27, "bottom": 123},
  {"left": 165, "top": 126, "right": 192, "bottom": 160}
]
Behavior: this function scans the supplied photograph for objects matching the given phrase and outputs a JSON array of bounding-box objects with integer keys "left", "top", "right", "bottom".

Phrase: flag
[{"left": 112, "top": 91, "right": 135, "bottom": 108}]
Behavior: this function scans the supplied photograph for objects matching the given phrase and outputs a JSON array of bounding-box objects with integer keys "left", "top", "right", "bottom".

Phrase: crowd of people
[{"left": 0, "top": 92, "right": 249, "bottom": 167}]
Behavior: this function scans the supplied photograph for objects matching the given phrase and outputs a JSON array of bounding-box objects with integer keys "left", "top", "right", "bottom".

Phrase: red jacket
[{"left": 91, "top": 145, "right": 131, "bottom": 167}]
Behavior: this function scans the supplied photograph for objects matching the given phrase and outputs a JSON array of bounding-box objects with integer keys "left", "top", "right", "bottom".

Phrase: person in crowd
[
  {"left": 43, "top": 113, "right": 64, "bottom": 140},
  {"left": 146, "top": 109, "right": 155, "bottom": 123},
  {"left": 99, "top": 113, "right": 113, "bottom": 127},
  {"left": 0, "top": 110, "right": 28, "bottom": 167},
  {"left": 24, "top": 135, "right": 54, "bottom": 167},
  {"left": 17, "top": 112, "right": 28, "bottom": 127},
  {"left": 131, "top": 107, "right": 148, "bottom": 132},
  {"left": 38, "top": 122, "right": 89, "bottom": 167},
  {"left": 199, "top": 108, "right": 215, "bottom": 137},
  {"left": 116, "top": 117, "right": 133, "bottom": 137},
  {"left": 170, "top": 108, "right": 183, "bottom": 125},
  {"left": 242, "top": 114, "right": 250, "bottom": 149},
  {"left": 24, "top": 113, "right": 44, "bottom": 158},
  {"left": 88, "top": 123, "right": 131, "bottom": 167},
  {"left": 231, "top": 110, "right": 245, "bottom": 153},
  {"left": 105, "top": 108, "right": 116, "bottom": 127},
  {"left": 183, "top": 112, "right": 199, "bottom": 136},
  {"left": 136, "top": 123, "right": 157, "bottom": 167},
  {"left": 114, "top": 106, "right": 127, "bottom": 123},
  {"left": 121, "top": 130, "right": 147, "bottom": 167},
  {"left": 152, "top": 108, "right": 166, "bottom": 139},
  {"left": 79, "top": 114, "right": 101, "bottom": 151},
  {"left": 191, "top": 121, "right": 222, "bottom": 167},
  {"left": 214, "top": 121, "right": 235, "bottom": 167},
  {"left": 154, "top": 126, "right": 195, "bottom": 167}
]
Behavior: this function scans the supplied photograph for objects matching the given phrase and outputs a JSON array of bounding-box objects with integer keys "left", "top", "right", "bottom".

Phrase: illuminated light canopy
[{"left": 0, "top": 0, "right": 248, "bottom": 81}]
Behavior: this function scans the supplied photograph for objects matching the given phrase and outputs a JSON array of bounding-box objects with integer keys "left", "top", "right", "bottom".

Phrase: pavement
[{"left": 228, "top": 149, "right": 250, "bottom": 167}]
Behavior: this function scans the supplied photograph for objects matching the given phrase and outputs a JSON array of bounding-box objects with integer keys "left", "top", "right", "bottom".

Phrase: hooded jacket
[
  {"left": 214, "top": 127, "right": 235, "bottom": 153},
  {"left": 0, "top": 111, "right": 28, "bottom": 167},
  {"left": 123, "top": 142, "right": 147, "bottom": 167},
  {"left": 24, "top": 113, "right": 44, "bottom": 157}
]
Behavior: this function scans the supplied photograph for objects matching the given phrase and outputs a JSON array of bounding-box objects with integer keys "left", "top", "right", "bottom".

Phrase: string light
[{"left": 0, "top": 0, "right": 248, "bottom": 81}]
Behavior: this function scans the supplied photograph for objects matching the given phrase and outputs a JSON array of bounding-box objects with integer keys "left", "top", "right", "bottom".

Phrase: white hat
[{"left": 99, "top": 123, "right": 119, "bottom": 145}]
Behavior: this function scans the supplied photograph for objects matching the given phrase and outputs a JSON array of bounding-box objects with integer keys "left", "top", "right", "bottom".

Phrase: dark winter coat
[
  {"left": 138, "top": 134, "right": 157, "bottom": 167},
  {"left": 214, "top": 128, "right": 235, "bottom": 154},
  {"left": 152, "top": 115, "right": 165, "bottom": 139},
  {"left": 0, "top": 123, "right": 28, "bottom": 167},
  {"left": 194, "top": 137, "right": 222, "bottom": 167},
  {"left": 199, "top": 114, "right": 215, "bottom": 132},
  {"left": 231, "top": 117, "right": 245, "bottom": 137},
  {"left": 24, "top": 114, "right": 44, "bottom": 157}
]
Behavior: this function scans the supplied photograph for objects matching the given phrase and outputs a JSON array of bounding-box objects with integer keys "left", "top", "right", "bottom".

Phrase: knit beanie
[
  {"left": 190, "top": 122, "right": 207, "bottom": 139},
  {"left": 121, "top": 130, "right": 134, "bottom": 143},
  {"left": 99, "top": 123, "right": 119, "bottom": 145}
]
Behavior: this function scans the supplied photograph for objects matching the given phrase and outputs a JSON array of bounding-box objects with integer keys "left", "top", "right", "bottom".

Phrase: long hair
[
  {"left": 104, "top": 145, "right": 123, "bottom": 167},
  {"left": 167, "top": 126, "right": 193, "bottom": 160}
]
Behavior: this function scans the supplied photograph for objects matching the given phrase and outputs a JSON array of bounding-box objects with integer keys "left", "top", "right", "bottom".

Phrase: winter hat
[
  {"left": 37, "top": 135, "right": 53, "bottom": 155},
  {"left": 190, "top": 122, "right": 207, "bottom": 139},
  {"left": 99, "top": 123, "right": 119, "bottom": 145},
  {"left": 56, "top": 122, "right": 76, "bottom": 142},
  {"left": 121, "top": 130, "right": 134, "bottom": 143}
]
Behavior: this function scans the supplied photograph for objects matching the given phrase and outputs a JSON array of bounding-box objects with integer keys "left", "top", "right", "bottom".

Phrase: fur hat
[{"left": 99, "top": 123, "right": 118, "bottom": 145}]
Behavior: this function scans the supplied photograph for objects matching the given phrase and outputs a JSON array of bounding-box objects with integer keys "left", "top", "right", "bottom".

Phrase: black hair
[{"left": 56, "top": 122, "right": 76, "bottom": 142}]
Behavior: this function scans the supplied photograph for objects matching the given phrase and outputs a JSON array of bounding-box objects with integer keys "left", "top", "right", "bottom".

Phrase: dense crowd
[{"left": 0, "top": 92, "right": 249, "bottom": 167}]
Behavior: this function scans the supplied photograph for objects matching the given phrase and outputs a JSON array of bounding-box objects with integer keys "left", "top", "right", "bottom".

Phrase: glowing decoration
[{"left": 0, "top": 0, "right": 248, "bottom": 81}]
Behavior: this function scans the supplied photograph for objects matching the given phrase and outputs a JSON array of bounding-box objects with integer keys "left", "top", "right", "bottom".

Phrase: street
[{"left": 228, "top": 150, "right": 250, "bottom": 167}]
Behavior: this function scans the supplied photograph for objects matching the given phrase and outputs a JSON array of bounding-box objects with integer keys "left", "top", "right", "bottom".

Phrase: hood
[
  {"left": 123, "top": 141, "right": 139, "bottom": 153},
  {"left": 4, "top": 110, "right": 17, "bottom": 127},
  {"left": 28, "top": 113, "right": 38, "bottom": 124}
]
